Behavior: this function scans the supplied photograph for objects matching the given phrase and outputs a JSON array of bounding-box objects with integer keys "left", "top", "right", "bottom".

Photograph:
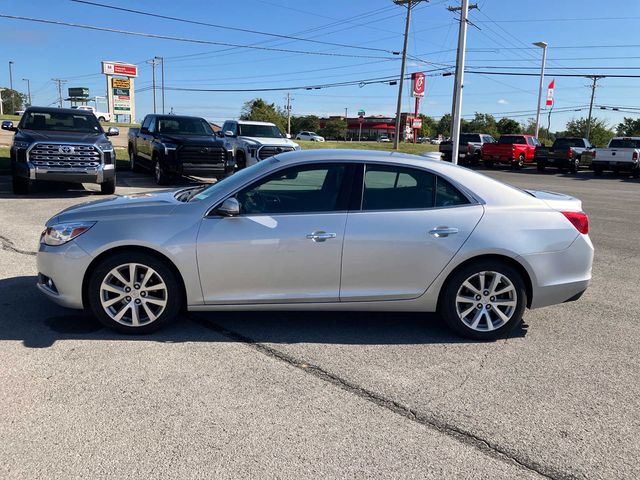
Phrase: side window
[
  {"left": 229, "top": 122, "right": 238, "bottom": 136},
  {"left": 527, "top": 137, "right": 535, "bottom": 146},
  {"left": 436, "top": 177, "right": 470, "bottom": 207},
  {"left": 148, "top": 117, "right": 157, "bottom": 133},
  {"left": 362, "top": 165, "right": 434, "bottom": 210},
  {"left": 236, "top": 163, "right": 348, "bottom": 215},
  {"left": 141, "top": 116, "right": 152, "bottom": 130}
]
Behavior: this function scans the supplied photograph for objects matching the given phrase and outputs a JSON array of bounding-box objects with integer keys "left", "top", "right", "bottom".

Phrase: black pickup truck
[
  {"left": 439, "top": 133, "right": 496, "bottom": 164},
  {"left": 2, "top": 106, "right": 119, "bottom": 195},
  {"left": 534, "top": 137, "right": 593, "bottom": 173},
  {"left": 128, "top": 114, "right": 234, "bottom": 185}
]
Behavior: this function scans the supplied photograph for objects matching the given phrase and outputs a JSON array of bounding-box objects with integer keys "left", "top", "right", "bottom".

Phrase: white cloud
[{"left": 497, "top": 99, "right": 509, "bottom": 105}]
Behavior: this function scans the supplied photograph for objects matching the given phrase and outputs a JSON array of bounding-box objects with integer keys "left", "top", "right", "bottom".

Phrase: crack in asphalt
[
  {"left": 191, "top": 315, "right": 573, "bottom": 480},
  {"left": 0, "top": 235, "right": 37, "bottom": 256}
]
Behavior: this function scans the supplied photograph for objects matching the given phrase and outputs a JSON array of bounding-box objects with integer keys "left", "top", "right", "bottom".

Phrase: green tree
[
  {"left": 563, "top": 117, "right": 614, "bottom": 147},
  {"left": 320, "top": 118, "right": 347, "bottom": 140},
  {"left": 497, "top": 117, "right": 521, "bottom": 135},
  {"left": 464, "top": 112, "right": 499, "bottom": 137},
  {"left": 240, "top": 98, "right": 287, "bottom": 132},
  {"left": 1, "top": 88, "right": 25, "bottom": 114},
  {"left": 616, "top": 117, "right": 640, "bottom": 136},
  {"left": 523, "top": 118, "right": 555, "bottom": 145},
  {"left": 417, "top": 114, "right": 436, "bottom": 138},
  {"left": 291, "top": 115, "right": 320, "bottom": 135}
]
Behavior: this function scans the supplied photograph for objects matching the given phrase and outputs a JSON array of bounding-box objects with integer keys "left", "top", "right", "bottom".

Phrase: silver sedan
[{"left": 36, "top": 150, "right": 593, "bottom": 340}]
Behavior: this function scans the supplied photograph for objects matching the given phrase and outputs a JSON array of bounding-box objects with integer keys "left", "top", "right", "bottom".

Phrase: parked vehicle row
[
  {"left": 535, "top": 137, "right": 593, "bottom": 173},
  {"left": 440, "top": 133, "right": 496, "bottom": 165}
]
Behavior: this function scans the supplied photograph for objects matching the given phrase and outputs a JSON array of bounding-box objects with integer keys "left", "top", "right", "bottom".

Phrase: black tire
[
  {"left": 100, "top": 176, "right": 116, "bottom": 195},
  {"left": 129, "top": 147, "right": 142, "bottom": 172},
  {"left": 87, "top": 251, "right": 183, "bottom": 334},
  {"left": 537, "top": 163, "right": 546, "bottom": 172},
  {"left": 569, "top": 158, "right": 580, "bottom": 173},
  {"left": 633, "top": 168, "right": 640, "bottom": 179},
  {"left": 484, "top": 160, "right": 494, "bottom": 169},
  {"left": 594, "top": 167, "right": 603, "bottom": 176},
  {"left": 12, "top": 175, "right": 30, "bottom": 195},
  {"left": 513, "top": 154, "right": 525, "bottom": 169},
  {"left": 98, "top": 116, "right": 106, "bottom": 122},
  {"left": 439, "top": 260, "right": 527, "bottom": 340},
  {"left": 236, "top": 151, "right": 247, "bottom": 170},
  {"left": 153, "top": 156, "right": 171, "bottom": 185}
]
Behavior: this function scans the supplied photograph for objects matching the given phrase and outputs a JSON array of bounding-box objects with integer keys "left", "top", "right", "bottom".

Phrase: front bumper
[
  {"left": 15, "top": 161, "right": 115, "bottom": 184},
  {"left": 36, "top": 241, "right": 93, "bottom": 309},
  {"left": 522, "top": 233, "right": 594, "bottom": 309}
]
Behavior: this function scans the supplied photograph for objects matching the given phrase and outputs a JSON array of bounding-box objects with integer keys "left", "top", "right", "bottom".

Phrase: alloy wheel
[
  {"left": 455, "top": 271, "right": 517, "bottom": 332},
  {"left": 99, "top": 263, "right": 168, "bottom": 327}
]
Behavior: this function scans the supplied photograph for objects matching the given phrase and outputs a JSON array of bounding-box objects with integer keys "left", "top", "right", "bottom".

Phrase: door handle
[
  {"left": 429, "top": 227, "right": 459, "bottom": 238},
  {"left": 306, "top": 231, "right": 337, "bottom": 242}
]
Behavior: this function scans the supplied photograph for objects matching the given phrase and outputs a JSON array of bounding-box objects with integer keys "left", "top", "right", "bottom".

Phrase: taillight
[
  {"left": 633, "top": 151, "right": 638, "bottom": 161},
  {"left": 592, "top": 150, "right": 596, "bottom": 159},
  {"left": 562, "top": 211, "right": 589, "bottom": 234},
  {"left": 568, "top": 148, "right": 573, "bottom": 158}
]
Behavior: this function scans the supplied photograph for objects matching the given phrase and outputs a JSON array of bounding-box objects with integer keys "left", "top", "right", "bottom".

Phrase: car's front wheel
[
  {"left": 87, "top": 252, "right": 183, "bottom": 334},
  {"left": 439, "top": 260, "right": 527, "bottom": 340}
]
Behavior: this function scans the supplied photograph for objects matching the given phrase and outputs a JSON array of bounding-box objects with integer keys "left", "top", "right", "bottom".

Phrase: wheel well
[
  {"left": 438, "top": 254, "right": 533, "bottom": 310},
  {"left": 81, "top": 246, "right": 188, "bottom": 311}
]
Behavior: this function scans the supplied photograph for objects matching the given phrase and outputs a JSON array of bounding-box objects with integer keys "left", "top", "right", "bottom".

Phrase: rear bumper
[
  {"left": 522, "top": 234, "right": 594, "bottom": 309},
  {"left": 592, "top": 160, "right": 638, "bottom": 170}
]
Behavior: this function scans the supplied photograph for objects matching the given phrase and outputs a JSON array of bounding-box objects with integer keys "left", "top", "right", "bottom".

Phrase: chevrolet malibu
[{"left": 37, "top": 150, "right": 593, "bottom": 340}]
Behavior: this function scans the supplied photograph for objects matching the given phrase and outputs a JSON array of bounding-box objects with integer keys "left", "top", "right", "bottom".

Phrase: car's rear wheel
[
  {"left": 12, "top": 175, "right": 30, "bottom": 195},
  {"left": 537, "top": 162, "right": 546, "bottom": 172},
  {"left": 632, "top": 167, "right": 640, "bottom": 179},
  {"left": 513, "top": 153, "right": 525, "bottom": 169},
  {"left": 594, "top": 166, "right": 603, "bottom": 176},
  {"left": 154, "top": 157, "right": 171, "bottom": 185},
  {"left": 88, "top": 252, "right": 183, "bottom": 334},
  {"left": 439, "top": 260, "right": 527, "bottom": 340},
  {"left": 129, "top": 148, "right": 142, "bottom": 172},
  {"left": 483, "top": 160, "right": 494, "bottom": 169}
]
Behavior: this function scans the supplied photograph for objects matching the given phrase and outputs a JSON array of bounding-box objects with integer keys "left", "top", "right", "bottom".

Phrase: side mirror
[
  {"left": 216, "top": 197, "right": 240, "bottom": 217},
  {"left": 106, "top": 127, "right": 119, "bottom": 136},
  {"left": 224, "top": 130, "right": 235, "bottom": 137},
  {"left": 1, "top": 120, "right": 16, "bottom": 132},
  {"left": 140, "top": 126, "right": 149, "bottom": 134}
]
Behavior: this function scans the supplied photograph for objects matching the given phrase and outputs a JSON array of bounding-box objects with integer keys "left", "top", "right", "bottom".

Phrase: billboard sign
[
  {"left": 111, "top": 78, "right": 131, "bottom": 89},
  {"left": 412, "top": 118, "right": 422, "bottom": 129},
  {"left": 411, "top": 72, "right": 426, "bottom": 97},
  {"left": 68, "top": 87, "right": 89, "bottom": 98},
  {"left": 111, "top": 77, "right": 132, "bottom": 114},
  {"left": 102, "top": 61, "right": 138, "bottom": 77},
  {"left": 546, "top": 79, "right": 555, "bottom": 107}
]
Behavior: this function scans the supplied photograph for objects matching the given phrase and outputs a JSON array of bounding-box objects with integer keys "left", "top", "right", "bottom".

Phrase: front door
[
  {"left": 197, "top": 162, "right": 353, "bottom": 304},
  {"left": 340, "top": 164, "right": 484, "bottom": 301}
]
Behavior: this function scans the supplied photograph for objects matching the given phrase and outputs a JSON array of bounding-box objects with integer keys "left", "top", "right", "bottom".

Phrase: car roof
[
  {"left": 237, "top": 120, "right": 276, "bottom": 126},
  {"left": 24, "top": 106, "right": 94, "bottom": 116}
]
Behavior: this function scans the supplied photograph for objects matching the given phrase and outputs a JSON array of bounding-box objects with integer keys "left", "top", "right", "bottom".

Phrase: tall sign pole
[
  {"left": 411, "top": 72, "right": 425, "bottom": 144},
  {"left": 533, "top": 41, "right": 548, "bottom": 139},
  {"left": 448, "top": 1, "right": 477, "bottom": 165}
]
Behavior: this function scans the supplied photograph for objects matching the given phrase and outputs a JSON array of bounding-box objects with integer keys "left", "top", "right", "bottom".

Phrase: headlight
[
  {"left": 161, "top": 143, "right": 178, "bottom": 155},
  {"left": 96, "top": 141, "right": 113, "bottom": 152},
  {"left": 40, "top": 222, "right": 96, "bottom": 246},
  {"left": 13, "top": 140, "right": 30, "bottom": 149}
]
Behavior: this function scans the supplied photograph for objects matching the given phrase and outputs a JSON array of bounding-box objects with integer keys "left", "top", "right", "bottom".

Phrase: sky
[{"left": 2, "top": 0, "right": 640, "bottom": 131}]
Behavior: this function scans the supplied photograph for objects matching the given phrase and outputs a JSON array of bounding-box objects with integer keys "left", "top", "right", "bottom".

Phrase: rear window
[
  {"left": 460, "top": 134, "right": 481, "bottom": 143},
  {"left": 553, "top": 138, "right": 585, "bottom": 149},
  {"left": 498, "top": 136, "right": 526, "bottom": 145},
  {"left": 609, "top": 138, "right": 640, "bottom": 148}
]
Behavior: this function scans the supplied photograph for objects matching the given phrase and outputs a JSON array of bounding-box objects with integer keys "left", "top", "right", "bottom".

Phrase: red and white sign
[
  {"left": 546, "top": 79, "right": 555, "bottom": 107},
  {"left": 102, "top": 61, "right": 138, "bottom": 77},
  {"left": 411, "top": 72, "right": 426, "bottom": 98},
  {"left": 412, "top": 118, "right": 422, "bottom": 129}
]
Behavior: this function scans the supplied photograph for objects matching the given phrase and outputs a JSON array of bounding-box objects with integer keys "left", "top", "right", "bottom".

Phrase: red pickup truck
[{"left": 482, "top": 134, "right": 541, "bottom": 169}]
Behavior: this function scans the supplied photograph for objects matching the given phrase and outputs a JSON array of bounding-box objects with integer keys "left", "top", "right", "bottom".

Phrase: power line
[
  {"left": 70, "top": 0, "right": 397, "bottom": 54},
  {"left": 0, "top": 14, "right": 396, "bottom": 60}
]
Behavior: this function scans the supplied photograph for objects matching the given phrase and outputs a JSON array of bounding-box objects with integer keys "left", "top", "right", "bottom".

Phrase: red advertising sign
[
  {"left": 102, "top": 61, "right": 138, "bottom": 77},
  {"left": 546, "top": 79, "right": 555, "bottom": 107},
  {"left": 412, "top": 118, "right": 422, "bottom": 129},
  {"left": 411, "top": 72, "right": 426, "bottom": 97}
]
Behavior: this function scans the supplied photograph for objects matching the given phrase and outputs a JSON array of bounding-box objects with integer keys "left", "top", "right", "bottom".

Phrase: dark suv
[{"left": 2, "top": 107, "right": 119, "bottom": 195}]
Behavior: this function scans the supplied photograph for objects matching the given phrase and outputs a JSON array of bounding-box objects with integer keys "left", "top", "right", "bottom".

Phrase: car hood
[
  {"left": 239, "top": 136, "right": 298, "bottom": 147},
  {"left": 47, "top": 191, "right": 180, "bottom": 226},
  {"left": 525, "top": 189, "right": 583, "bottom": 212},
  {"left": 17, "top": 130, "right": 107, "bottom": 143}
]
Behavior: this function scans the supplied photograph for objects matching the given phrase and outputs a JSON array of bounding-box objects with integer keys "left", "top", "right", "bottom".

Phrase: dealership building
[{"left": 319, "top": 113, "right": 418, "bottom": 141}]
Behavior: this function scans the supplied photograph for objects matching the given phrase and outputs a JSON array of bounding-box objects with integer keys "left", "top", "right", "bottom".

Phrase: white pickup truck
[
  {"left": 593, "top": 137, "right": 640, "bottom": 177},
  {"left": 71, "top": 105, "right": 112, "bottom": 123}
]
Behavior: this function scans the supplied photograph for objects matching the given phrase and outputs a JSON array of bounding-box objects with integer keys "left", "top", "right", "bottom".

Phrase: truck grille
[
  {"left": 258, "top": 145, "right": 295, "bottom": 160},
  {"left": 178, "top": 145, "right": 226, "bottom": 165},
  {"left": 29, "top": 143, "right": 101, "bottom": 168}
]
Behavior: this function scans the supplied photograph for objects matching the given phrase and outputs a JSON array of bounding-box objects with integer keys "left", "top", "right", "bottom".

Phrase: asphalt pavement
[{"left": 0, "top": 165, "right": 638, "bottom": 479}]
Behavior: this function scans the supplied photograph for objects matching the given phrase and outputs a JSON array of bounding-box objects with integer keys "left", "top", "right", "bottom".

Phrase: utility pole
[
  {"left": 8, "top": 61, "right": 15, "bottom": 114},
  {"left": 392, "top": 0, "right": 427, "bottom": 150},
  {"left": 155, "top": 56, "right": 165, "bottom": 114},
  {"left": 448, "top": 1, "right": 477, "bottom": 165},
  {"left": 52, "top": 78, "right": 67, "bottom": 108},
  {"left": 147, "top": 58, "right": 158, "bottom": 114},
  {"left": 585, "top": 76, "right": 604, "bottom": 142},
  {"left": 22, "top": 78, "right": 32, "bottom": 106},
  {"left": 285, "top": 92, "right": 292, "bottom": 136},
  {"left": 533, "top": 41, "right": 548, "bottom": 138}
]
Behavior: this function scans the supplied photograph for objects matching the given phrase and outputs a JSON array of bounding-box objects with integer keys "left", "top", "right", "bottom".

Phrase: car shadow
[{"left": 0, "top": 276, "right": 529, "bottom": 348}]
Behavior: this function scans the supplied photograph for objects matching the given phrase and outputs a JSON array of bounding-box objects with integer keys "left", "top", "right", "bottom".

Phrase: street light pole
[
  {"left": 533, "top": 41, "right": 548, "bottom": 139},
  {"left": 22, "top": 78, "right": 32, "bottom": 106},
  {"left": 8, "top": 61, "right": 15, "bottom": 114},
  {"left": 155, "top": 56, "right": 165, "bottom": 114}
]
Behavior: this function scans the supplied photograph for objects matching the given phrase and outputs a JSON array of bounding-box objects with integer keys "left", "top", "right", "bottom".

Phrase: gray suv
[{"left": 2, "top": 106, "right": 119, "bottom": 195}]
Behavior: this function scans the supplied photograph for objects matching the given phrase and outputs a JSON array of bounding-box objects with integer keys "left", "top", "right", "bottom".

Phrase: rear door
[{"left": 340, "top": 164, "right": 484, "bottom": 301}]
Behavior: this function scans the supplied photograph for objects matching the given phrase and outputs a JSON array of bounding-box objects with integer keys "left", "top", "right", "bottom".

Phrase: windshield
[
  {"left": 156, "top": 117, "right": 213, "bottom": 135},
  {"left": 498, "top": 136, "right": 526, "bottom": 145},
  {"left": 609, "top": 138, "right": 640, "bottom": 148},
  {"left": 239, "top": 124, "right": 283, "bottom": 138},
  {"left": 553, "top": 138, "right": 585, "bottom": 149},
  {"left": 189, "top": 157, "right": 279, "bottom": 202},
  {"left": 20, "top": 111, "right": 101, "bottom": 133}
]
